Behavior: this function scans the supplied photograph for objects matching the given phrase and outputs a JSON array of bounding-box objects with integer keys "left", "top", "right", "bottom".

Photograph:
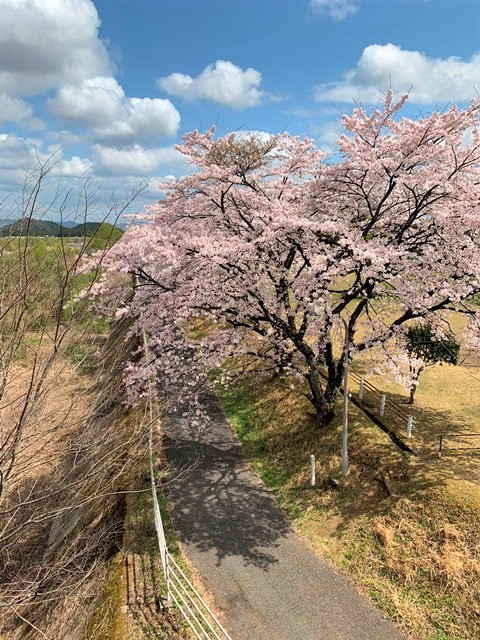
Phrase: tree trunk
[
  {"left": 306, "top": 359, "right": 339, "bottom": 427},
  {"left": 408, "top": 368, "right": 423, "bottom": 404},
  {"left": 408, "top": 384, "right": 416, "bottom": 404}
]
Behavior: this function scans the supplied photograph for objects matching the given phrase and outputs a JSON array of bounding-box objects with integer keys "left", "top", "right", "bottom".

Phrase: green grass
[
  {"left": 64, "top": 342, "right": 98, "bottom": 374},
  {"left": 215, "top": 383, "right": 268, "bottom": 458},
  {"left": 215, "top": 380, "right": 316, "bottom": 505}
]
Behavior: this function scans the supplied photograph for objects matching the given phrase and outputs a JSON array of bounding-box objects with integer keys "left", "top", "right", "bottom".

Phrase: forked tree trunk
[
  {"left": 408, "top": 368, "right": 423, "bottom": 404},
  {"left": 408, "top": 385, "right": 416, "bottom": 404},
  {"left": 306, "top": 359, "right": 341, "bottom": 427}
]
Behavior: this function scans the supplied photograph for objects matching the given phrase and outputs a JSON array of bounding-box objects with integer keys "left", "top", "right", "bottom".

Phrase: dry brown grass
[
  {"left": 0, "top": 320, "right": 146, "bottom": 639},
  {"left": 0, "top": 315, "right": 201, "bottom": 639},
  {"left": 0, "top": 352, "right": 93, "bottom": 488}
]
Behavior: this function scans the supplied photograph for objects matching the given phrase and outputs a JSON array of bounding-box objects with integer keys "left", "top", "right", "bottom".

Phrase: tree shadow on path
[{"left": 163, "top": 415, "right": 291, "bottom": 570}]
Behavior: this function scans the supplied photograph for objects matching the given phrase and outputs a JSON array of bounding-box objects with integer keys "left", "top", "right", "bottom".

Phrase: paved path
[{"left": 162, "top": 388, "right": 407, "bottom": 640}]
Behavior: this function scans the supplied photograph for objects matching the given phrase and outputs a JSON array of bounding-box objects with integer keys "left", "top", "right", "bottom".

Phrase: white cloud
[
  {"left": 48, "top": 77, "right": 124, "bottom": 128},
  {"left": 0, "top": 135, "right": 182, "bottom": 215},
  {"left": 49, "top": 130, "right": 82, "bottom": 145},
  {"left": 48, "top": 76, "right": 180, "bottom": 146},
  {"left": 157, "top": 60, "right": 267, "bottom": 109},
  {"left": 0, "top": 133, "right": 32, "bottom": 170},
  {"left": 0, "top": 133, "right": 50, "bottom": 194},
  {"left": 232, "top": 130, "right": 275, "bottom": 143},
  {"left": 311, "top": 121, "right": 341, "bottom": 151},
  {"left": 92, "top": 144, "right": 189, "bottom": 176},
  {"left": 53, "top": 155, "right": 93, "bottom": 178},
  {"left": 0, "top": 135, "right": 91, "bottom": 188},
  {"left": 314, "top": 43, "right": 480, "bottom": 104},
  {"left": 0, "top": 0, "right": 111, "bottom": 96},
  {"left": 95, "top": 96, "right": 180, "bottom": 146},
  {"left": 0, "top": 92, "right": 33, "bottom": 125},
  {"left": 310, "top": 0, "right": 359, "bottom": 21}
]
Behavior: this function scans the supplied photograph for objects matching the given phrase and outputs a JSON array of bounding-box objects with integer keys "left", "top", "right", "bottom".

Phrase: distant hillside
[
  {"left": 0, "top": 218, "right": 123, "bottom": 238},
  {"left": 66, "top": 222, "right": 105, "bottom": 237},
  {"left": 58, "top": 220, "right": 78, "bottom": 228},
  {"left": 0, "top": 218, "right": 15, "bottom": 227},
  {"left": 0, "top": 219, "right": 62, "bottom": 236}
]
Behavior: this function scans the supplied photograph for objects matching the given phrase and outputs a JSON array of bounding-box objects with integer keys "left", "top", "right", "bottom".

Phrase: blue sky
[{"left": 1, "top": 0, "right": 480, "bottom": 219}]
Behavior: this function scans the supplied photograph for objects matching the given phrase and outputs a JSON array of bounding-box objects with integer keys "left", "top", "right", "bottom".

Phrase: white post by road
[
  {"left": 342, "top": 320, "right": 349, "bottom": 478},
  {"left": 359, "top": 377, "right": 364, "bottom": 400},
  {"left": 310, "top": 455, "right": 316, "bottom": 486},
  {"left": 406, "top": 415, "right": 414, "bottom": 439},
  {"left": 380, "top": 394, "right": 386, "bottom": 417}
]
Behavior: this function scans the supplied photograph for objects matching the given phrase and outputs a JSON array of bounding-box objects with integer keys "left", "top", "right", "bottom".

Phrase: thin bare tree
[{"left": 0, "top": 158, "right": 148, "bottom": 638}]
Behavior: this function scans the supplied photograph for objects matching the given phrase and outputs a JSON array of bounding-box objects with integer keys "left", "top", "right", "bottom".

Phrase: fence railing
[
  {"left": 349, "top": 371, "right": 416, "bottom": 440},
  {"left": 435, "top": 433, "right": 480, "bottom": 458},
  {"left": 142, "top": 325, "right": 233, "bottom": 639},
  {"left": 147, "top": 406, "right": 232, "bottom": 639},
  {"left": 349, "top": 371, "right": 480, "bottom": 459},
  {"left": 166, "top": 553, "right": 232, "bottom": 640}
]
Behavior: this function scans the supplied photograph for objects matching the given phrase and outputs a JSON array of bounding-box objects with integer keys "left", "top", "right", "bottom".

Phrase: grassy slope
[
  {"left": 87, "top": 430, "right": 192, "bottom": 640},
  {"left": 216, "top": 369, "right": 480, "bottom": 640}
]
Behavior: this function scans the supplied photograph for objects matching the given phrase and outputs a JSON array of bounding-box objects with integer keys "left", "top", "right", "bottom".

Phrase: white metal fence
[
  {"left": 350, "top": 371, "right": 416, "bottom": 440},
  {"left": 142, "top": 327, "right": 233, "bottom": 639}
]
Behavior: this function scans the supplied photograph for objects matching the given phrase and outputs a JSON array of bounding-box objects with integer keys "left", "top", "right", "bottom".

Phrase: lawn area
[{"left": 215, "top": 358, "right": 480, "bottom": 640}]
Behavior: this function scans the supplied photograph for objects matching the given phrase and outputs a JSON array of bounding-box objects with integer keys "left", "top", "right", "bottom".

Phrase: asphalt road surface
[{"left": 162, "top": 388, "right": 407, "bottom": 640}]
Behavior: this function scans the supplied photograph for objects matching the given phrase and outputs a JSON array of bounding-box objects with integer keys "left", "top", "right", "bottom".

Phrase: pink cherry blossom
[{"left": 91, "top": 93, "right": 480, "bottom": 427}]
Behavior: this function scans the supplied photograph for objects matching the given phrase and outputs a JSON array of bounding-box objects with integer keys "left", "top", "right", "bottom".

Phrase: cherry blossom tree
[
  {"left": 93, "top": 91, "right": 480, "bottom": 427},
  {"left": 404, "top": 323, "right": 460, "bottom": 403}
]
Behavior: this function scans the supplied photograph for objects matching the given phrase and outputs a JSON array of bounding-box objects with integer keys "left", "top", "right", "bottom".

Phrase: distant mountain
[
  {"left": 66, "top": 222, "right": 103, "bottom": 236},
  {"left": 0, "top": 218, "right": 16, "bottom": 227},
  {"left": 0, "top": 219, "right": 63, "bottom": 236},
  {"left": 0, "top": 218, "right": 123, "bottom": 238}
]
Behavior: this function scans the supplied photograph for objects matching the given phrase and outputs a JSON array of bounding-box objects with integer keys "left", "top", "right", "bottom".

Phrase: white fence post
[
  {"left": 406, "top": 415, "right": 414, "bottom": 439},
  {"left": 359, "top": 377, "right": 364, "bottom": 400},
  {"left": 436, "top": 435, "right": 443, "bottom": 458},
  {"left": 310, "top": 454, "right": 316, "bottom": 486},
  {"left": 165, "top": 553, "right": 171, "bottom": 604},
  {"left": 380, "top": 394, "right": 386, "bottom": 417}
]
